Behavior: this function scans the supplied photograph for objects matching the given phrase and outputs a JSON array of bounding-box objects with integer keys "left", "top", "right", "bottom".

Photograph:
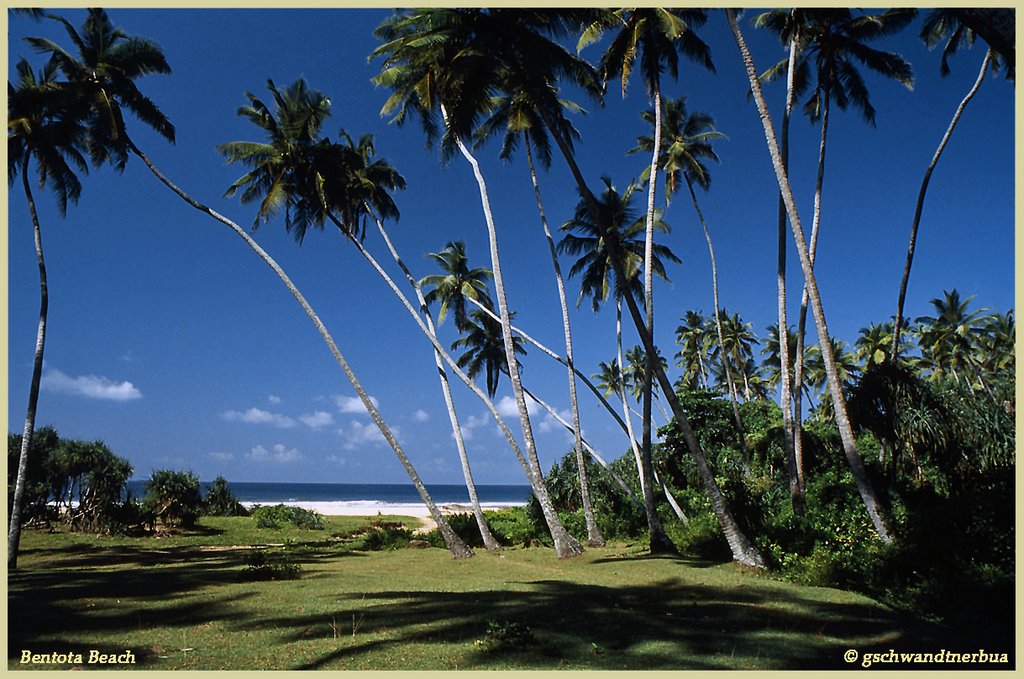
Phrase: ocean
[{"left": 125, "top": 481, "right": 533, "bottom": 507}]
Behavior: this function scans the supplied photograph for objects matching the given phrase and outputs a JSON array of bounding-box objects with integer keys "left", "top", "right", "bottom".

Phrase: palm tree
[
  {"left": 727, "top": 8, "right": 893, "bottom": 544},
  {"left": 30, "top": 10, "right": 475, "bottom": 559},
  {"left": 856, "top": 322, "right": 896, "bottom": 369},
  {"left": 916, "top": 289, "right": 989, "bottom": 386},
  {"left": 452, "top": 307, "right": 527, "bottom": 398},
  {"left": 580, "top": 9, "right": 713, "bottom": 552},
  {"left": 675, "top": 311, "right": 711, "bottom": 390},
  {"left": 473, "top": 31, "right": 607, "bottom": 546},
  {"left": 7, "top": 56, "right": 89, "bottom": 569},
  {"left": 420, "top": 241, "right": 493, "bottom": 331},
  {"left": 371, "top": 9, "right": 584, "bottom": 558},
  {"left": 560, "top": 178, "right": 764, "bottom": 566},
  {"left": 892, "top": 10, "right": 1003, "bottom": 359}
]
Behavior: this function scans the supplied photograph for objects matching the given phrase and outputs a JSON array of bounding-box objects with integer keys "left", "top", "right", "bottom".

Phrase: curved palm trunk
[
  {"left": 892, "top": 50, "right": 992, "bottom": 359},
  {"left": 446, "top": 107, "right": 583, "bottom": 559},
  {"left": 333, "top": 218, "right": 581, "bottom": 558},
  {"left": 728, "top": 10, "right": 893, "bottom": 544},
  {"left": 777, "top": 34, "right": 804, "bottom": 513},
  {"left": 640, "top": 88, "right": 675, "bottom": 555},
  {"left": 370, "top": 215, "right": 500, "bottom": 550},
  {"left": 125, "top": 138, "right": 473, "bottom": 559},
  {"left": 8, "top": 162, "right": 49, "bottom": 570},
  {"left": 525, "top": 140, "right": 603, "bottom": 547},
  {"left": 617, "top": 277, "right": 765, "bottom": 567},
  {"left": 685, "top": 179, "right": 750, "bottom": 470},
  {"left": 792, "top": 92, "right": 830, "bottom": 494}
]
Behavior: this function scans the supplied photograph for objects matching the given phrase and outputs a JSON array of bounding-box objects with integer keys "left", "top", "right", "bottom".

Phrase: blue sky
[{"left": 6, "top": 9, "right": 1015, "bottom": 485}]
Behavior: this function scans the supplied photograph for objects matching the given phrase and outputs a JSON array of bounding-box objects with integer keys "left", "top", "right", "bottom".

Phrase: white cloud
[
  {"left": 412, "top": 409, "right": 430, "bottom": 423},
  {"left": 326, "top": 454, "right": 347, "bottom": 466},
  {"left": 41, "top": 367, "right": 142, "bottom": 401},
  {"left": 246, "top": 443, "right": 301, "bottom": 463},
  {"left": 299, "top": 410, "right": 335, "bottom": 429},
  {"left": 496, "top": 395, "right": 540, "bottom": 418},
  {"left": 537, "top": 408, "right": 571, "bottom": 434},
  {"left": 222, "top": 407, "right": 296, "bottom": 428},
  {"left": 210, "top": 451, "right": 235, "bottom": 461},
  {"left": 268, "top": 395, "right": 282, "bottom": 405},
  {"left": 338, "top": 420, "right": 393, "bottom": 451},
  {"left": 335, "top": 394, "right": 378, "bottom": 415}
]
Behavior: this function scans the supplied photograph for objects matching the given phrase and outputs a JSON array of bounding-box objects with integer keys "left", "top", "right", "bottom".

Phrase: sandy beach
[{"left": 242, "top": 500, "right": 524, "bottom": 532}]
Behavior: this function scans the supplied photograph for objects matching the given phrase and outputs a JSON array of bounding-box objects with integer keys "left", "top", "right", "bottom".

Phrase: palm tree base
[{"left": 649, "top": 532, "right": 679, "bottom": 556}]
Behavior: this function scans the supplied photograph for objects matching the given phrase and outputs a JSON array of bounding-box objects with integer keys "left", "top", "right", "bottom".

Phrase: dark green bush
[
  {"left": 142, "top": 469, "right": 202, "bottom": 528},
  {"left": 241, "top": 547, "right": 302, "bottom": 580},
  {"left": 251, "top": 504, "right": 324, "bottom": 530},
  {"left": 360, "top": 522, "right": 415, "bottom": 551},
  {"left": 203, "top": 476, "right": 248, "bottom": 517}
]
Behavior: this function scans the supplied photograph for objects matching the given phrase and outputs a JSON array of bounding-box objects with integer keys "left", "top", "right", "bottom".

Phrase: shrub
[
  {"left": 251, "top": 504, "right": 325, "bottom": 530},
  {"left": 142, "top": 469, "right": 202, "bottom": 528},
  {"left": 475, "top": 620, "right": 535, "bottom": 652},
  {"left": 241, "top": 547, "right": 302, "bottom": 580},
  {"left": 360, "top": 522, "right": 414, "bottom": 551},
  {"left": 203, "top": 476, "right": 248, "bottom": 517}
]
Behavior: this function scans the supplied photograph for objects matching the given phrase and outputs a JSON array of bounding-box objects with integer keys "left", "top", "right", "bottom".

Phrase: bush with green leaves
[
  {"left": 251, "top": 503, "right": 325, "bottom": 530},
  {"left": 360, "top": 521, "right": 415, "bottom": 551},
  {"left": 142, "top": 469, "right": 203, "bottom": 528},
  {"left": 203, "top": 475, "right": 248, "bottom": 517},
  {"left": 475, "top": 620, "right": 535, "bottom": 652},
  {"left": 241, "top": 546, "right": 302, "bottom": 580}
]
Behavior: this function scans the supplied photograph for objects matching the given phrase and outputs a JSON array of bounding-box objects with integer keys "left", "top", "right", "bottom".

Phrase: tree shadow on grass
[{"left": 232, "top": 575, "right": 992, "bottom": 670}]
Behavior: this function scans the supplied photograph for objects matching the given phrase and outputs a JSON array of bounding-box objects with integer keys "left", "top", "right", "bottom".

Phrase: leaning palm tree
[
  {"left": 580, "top": 9, "right": 713, "bottom": 546},
  {"left": 630, "top": 97, "right": 753, "bottom": 468},
  {"left": 727, "top": 8, "right": 893, "bottom": 544},
  {"left": 420, "top": 241, "right": 493, "bottom": 331},
  {"left": 452, "top": 307, "right": 527, "bottom": 399},
  {"left": 30, "top": 10, "right": 475, "bottom": 559},
  {"left": 371, "top": 9, "right": 584, "bottom": 558},
  {"left": 473, "top": 38, "right": 607, "bottom": 545},
  {"left": 7, "top": 56, "right": 89, "bottom": 569},
  {"left": 892, "top": 10, "right": 1003, "bottom": 359},
  {"left": 562, "top": 176, "right": 766, "bottom": 566}
]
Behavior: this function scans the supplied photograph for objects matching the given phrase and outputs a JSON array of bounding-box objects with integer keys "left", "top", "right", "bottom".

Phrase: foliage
[
  {"left": 142, "top": 469, "right": 203, "bottom": 528},
  {"left": 360, "top": 521, "right": 415, "bottom": 551},
  {"left": 241, "top": 546, "right": 303, "bottom": 581},
  {"left": 203, "top": 476, "right": 249, "bottom": 517},
  {"left": 475, "top": 620, "right": 535, "bottom": 652},
  {"left": 251, "top": 503, "right": 325, "bottom": 530}
]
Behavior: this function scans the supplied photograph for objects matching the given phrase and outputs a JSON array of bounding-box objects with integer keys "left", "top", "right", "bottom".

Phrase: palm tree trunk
[
  {"left": 525, "top": 139, "right": 603, "bottom": 547},
  {"left": 444, "top": 107, "right": 583, "bottom": 559},
  {"left": 777, "top": 32, "right": 804, "bottom": 513},
  {"left": 892, "top": 49, "right": 992, "bottom": 359},
  {"left": 617, "top": 277, "right": 766, "bottom": 567},
  {"left": 639, "top": 88, "right": 675, "bottom": 555},
  {"left": 369, "top": 214, "right": 501, "bottom": 550},
  {"left": 124, "top": 138, "right": 474, "bottom": 559},
  {"left": 792, "top": 91, "right": 830, "bottom": 497},
  {"left": 8, "top": 162, "right": 49, "bottom": 570},
  {"left": 333, "top": 216, "right": 581, "bottom": 558},
  {"left": 728, "top": 10, "right": 893, "bottom": 544},
  {"left": 686, "top": 179, "right": 750, "bottom": 471}
]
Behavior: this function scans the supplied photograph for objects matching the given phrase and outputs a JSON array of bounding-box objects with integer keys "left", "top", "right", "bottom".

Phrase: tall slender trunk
[
  {"left": 125, "top": 138, "right": 474, "bottom": 559},
  {"left": 8, "top": 160, "right": 49, "bottom": 570},
  {"left": 445, "top": 107, "right": 583, "bottom": 559},
  {"left": 777, "top": 33, "right": 804, "bottom": 513},
  {"left": 369, "top": 214, "right": 500, "bottom": 550},
  {"left": 640, "top": 88, "right": 675, "bottom": 555},
  {"left": 892, "top": 49, "right": 992, "bottom": 359},
  {"left": 525, "top": 139, "right": 603, "bottom": 547},
  {"left": 728, "top": 10, "right": 893, "bottom": 544},
  {"left": 617, "top": 276, "right": 766, "bottom": 567},
  {"left": 331, "top": 215, "right": 580, "bottom": 558},
  {"left": 792, "top": 91, "right": 830, "bottom": 493},
  {"left": 686, "top": 179, "right": 749, "bottom": 470}
]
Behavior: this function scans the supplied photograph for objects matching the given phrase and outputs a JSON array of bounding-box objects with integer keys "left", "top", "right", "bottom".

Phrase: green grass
[{"left": 9, "top": 515, "right": 965, "bottom": 670}]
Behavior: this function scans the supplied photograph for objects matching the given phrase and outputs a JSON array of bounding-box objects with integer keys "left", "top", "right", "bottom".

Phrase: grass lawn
[{"left": 8, "top": 515, "right": 976, "bottom": 670}]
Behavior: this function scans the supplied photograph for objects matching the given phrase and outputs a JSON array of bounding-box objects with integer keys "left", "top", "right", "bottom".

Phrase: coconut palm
[
  {"left": 727, "top": 8, "right": 893, "bottom": 544},
  {"left": 560, "top": 178, "right": 764, "bottom": 566},
  {"left": 892, "top": 11, "right": 1003, "bottom": 359},
  {"left": 580, "top": 9, "right": 713, "bottom": 552},
  {"left": 452, "top": 307, "right": 527, "bottom": 399},
  {"left": 371, "top": 9, "right": 584, "bottom": 559},
  {"left": 420, "top": 241, "right": 493, "bottom": 331},
  {"left": 7, "top": 56, "right": 89, "bottom": 569},
  {"left": 916, "top": 290, "right": 989, "bottom": 386},
  {"left": 473, "top": 27, "right": 607, "bottom": 545},
  {"left": 675, "top": 311, "right": 711, "bottom": 391},
  {"left": 30, "top": 10, "right": 475, "bottom": 559},
  {"left": 856, "top": 322, "right": 896, "bottom": 369}
]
